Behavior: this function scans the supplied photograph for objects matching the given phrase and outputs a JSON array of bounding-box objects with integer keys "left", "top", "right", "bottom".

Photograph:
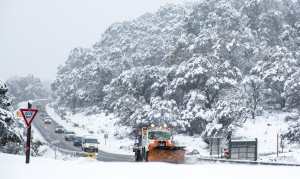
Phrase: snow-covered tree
[
  {"left": 282, "top": 121, "right": 300, "bottom": 143},
  {"left": 103, "top": 66, "right": 168, "bottom": 123},
  {"left": 167, "top": 56, "right": 241, "bottom": 109},
  {"left": 51, "top": 48, "right": 114, "bottom": 112},
  {"left": 242, "top": 75, "right": 263, "bottom": 118},
  {"left": 251, "top": 46, "right": 297, "bottom": 108},
  {"left": 6, "top": 75, "right": 49, "bottom": 105},
  {"left": 0, "top": 80, "right": 22, "bottom": 153},
  {"left": 204, "top": 96, "right": 251, "bottom": 138},
  {"left": 129, "top": 97, "right": 182, "bottom": 129},
  {"left": 284, "top": 70, "right": 300, "bottom": 109}
]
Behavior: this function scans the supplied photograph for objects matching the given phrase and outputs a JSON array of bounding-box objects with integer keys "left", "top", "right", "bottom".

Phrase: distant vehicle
[
  {"left": 64, "top": 131, "right": 76, "bottom": 141},
  {"left": 41, "top": 113, "right": 50, "bottom": 118},
  {"left": 55, "top": 126, "right": 64, "bottom": 133},
  {"left": 73, "top": 123, "right": 79, "bottom": 127},
  {"left": 44, "top": 119, "right": 51, "bottom": 124},
  {"left": 82, "top": 136, "right": 99, "bottom": 153},
  {"left": 40, "top": 113, "right": 47, "bottom": 117},
  {"left": 73, "top": 136, "right": 83, "bottom": 147}
]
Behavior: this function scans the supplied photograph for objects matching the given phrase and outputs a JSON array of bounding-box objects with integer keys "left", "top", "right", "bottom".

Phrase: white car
[
  {"left": 44, "top": 119, "right": 51, "bottom": 124},
  {"left": 81, "top": 136, "right": 99, "bottom": 153},
  {"left": 54, "top": 126, "right": 64, "bottom": 133}
]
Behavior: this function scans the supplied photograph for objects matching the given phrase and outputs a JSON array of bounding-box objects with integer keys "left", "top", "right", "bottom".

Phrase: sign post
[
  {"left": 277, "top": 133, "right": 279, "bottom": 157},
  {"left": 51, "top": 140, "right": 60, "bottom": 160},
  {"left": 20, "top": 102, "right": 38, "bottom": 164},
  {"left": 104, "top": 133, "right": 108, "bottom": 145}
]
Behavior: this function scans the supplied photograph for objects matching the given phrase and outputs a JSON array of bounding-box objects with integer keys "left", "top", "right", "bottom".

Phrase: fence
[
  {"left": 207, "top": 137, "right": 226, "bottom": 158},
  {"left": 229, "top": 138, "right": 258, "bottom": 161}
]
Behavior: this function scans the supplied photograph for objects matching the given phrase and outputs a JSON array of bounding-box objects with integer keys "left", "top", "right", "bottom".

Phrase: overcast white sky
[{"left": 0, "top": 0, "right": 186, "bottom": 81}]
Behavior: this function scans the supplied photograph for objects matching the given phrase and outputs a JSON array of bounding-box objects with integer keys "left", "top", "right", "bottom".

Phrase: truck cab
[
  {"left": 81, "top": 136, "right": 99, "bottom": 153},
  {"left": 133, "top": 125, "right": 185, "bottom": 162}
]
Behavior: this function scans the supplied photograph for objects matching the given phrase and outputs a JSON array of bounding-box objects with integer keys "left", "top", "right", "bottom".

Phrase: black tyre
[
  {"left": 142, "top": 147, "right": 146, "bottom": 161},
  {"left": 135, "top": 150, "right": 142, "bottom": 162},
  {"left": 134, "top": 150, "right": 138, "bottom": 161},
  {"left": 145, "top": 151, "right": 149, "bottom": 162}
]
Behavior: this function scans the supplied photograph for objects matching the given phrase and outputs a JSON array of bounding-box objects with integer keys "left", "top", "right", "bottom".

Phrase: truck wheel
[
  {"left": 142, "top": 147, "right": 147, "bottom": 161},
  {"left": 135, "top": 151, "right": 138, "bottom": 161},
  {"left": 145, "top": 151, "right": 149, "bottom": 162},
  {"left": 135, "top": 150, "right": 142, "bottom": 162}
]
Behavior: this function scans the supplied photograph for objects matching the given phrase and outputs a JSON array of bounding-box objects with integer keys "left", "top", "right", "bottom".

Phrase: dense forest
[{"left": 51, "top": 0, "right": 300, "bottom": 137}]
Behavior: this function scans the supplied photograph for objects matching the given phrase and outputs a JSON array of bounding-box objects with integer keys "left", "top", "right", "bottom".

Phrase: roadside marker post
[
  {"left": 51, "top": 140, "right": 60, "bottom": 160},
  {"left": 104, "top": 133, "right": 108, "bottom": 145},
  {"left": 20, "top": 102, "right": 38, "bottom": 164}
]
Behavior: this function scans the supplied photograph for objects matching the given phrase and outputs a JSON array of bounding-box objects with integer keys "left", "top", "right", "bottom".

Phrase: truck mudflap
[{"left": 147, "top": 146, "right": 185, "bottom": 163}]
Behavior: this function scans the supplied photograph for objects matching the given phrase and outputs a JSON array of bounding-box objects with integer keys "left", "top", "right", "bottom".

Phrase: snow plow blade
[{"left": 148, "top": 146, "right": 185, "bottom": 163}]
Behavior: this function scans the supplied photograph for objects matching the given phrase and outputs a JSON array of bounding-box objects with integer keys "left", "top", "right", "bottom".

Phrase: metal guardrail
[
  {"left": 197, "top": 156, "right": 300, "bottom": 166},
  {"left": 56, "top": 147, "right": 86, "bottom": 157},
  {"left": 47, "top": 143, "right": 87, "bottom": 158}
]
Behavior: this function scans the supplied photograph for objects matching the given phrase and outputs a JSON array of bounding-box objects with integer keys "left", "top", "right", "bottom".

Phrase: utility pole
[
  {"left": 51, "top": 140, "right": 59, "bottom": 160},
  {"left": 104, "top": 133, "right": 108, "bottom": 145},
  {"left": 282, "top": 140, "right": 284, "bottom": 153}
]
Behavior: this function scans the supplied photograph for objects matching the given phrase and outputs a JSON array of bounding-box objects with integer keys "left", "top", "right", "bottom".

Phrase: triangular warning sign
[{"left": 20, "top": 108, "right": 38, "bottom": 128}]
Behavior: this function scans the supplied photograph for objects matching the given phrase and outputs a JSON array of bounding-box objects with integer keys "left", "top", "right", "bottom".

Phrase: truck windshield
[
  {"left": 148, "top": 131, "right": 171, "bottom": 140},
  {"left": 84, "top": 138, "right": 98, "bottom": 143}
]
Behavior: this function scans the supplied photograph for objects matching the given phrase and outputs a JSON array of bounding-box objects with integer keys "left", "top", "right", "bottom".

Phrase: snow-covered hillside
[
  {"left": 1, "top": 153, "right": 299, "bottom": 179},
  {"left": 235, "top": 111, "right": 300, "bottom": 163},
  {"left": 50, "top": 0, "right": 300, "bottom": 143},
  {"left": 236, "top": 111, "right": 291, "bottom": 153}
]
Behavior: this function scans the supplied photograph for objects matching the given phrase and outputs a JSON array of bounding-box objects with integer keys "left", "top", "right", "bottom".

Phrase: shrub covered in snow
[
  {"left": 282, "top": 121, "right": 300, "bottom": 143},
  {"left": 0, "top": 80, "right": 22, "bottom": 153}
]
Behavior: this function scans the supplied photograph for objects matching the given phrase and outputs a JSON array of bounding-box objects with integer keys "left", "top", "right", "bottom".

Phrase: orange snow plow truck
[{"left": 133, "top": 125, "right": 185, "bottom": 163}]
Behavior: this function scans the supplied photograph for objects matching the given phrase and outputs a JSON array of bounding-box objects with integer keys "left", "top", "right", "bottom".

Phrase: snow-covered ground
[
  {"left": 235, "top": 111, "right": 291, "bottom": 153},
  {"left": 235, "top": 111, "right": 300, "bottom": 162},
  {"left": 1, "top": 152, "right": 299, "bottom": 179},
  {"left": 173, "top": 134, "right": 209, "bottom": 156},
  {"left": 31, "top": 124, "right": 69, "bottom": 160}
]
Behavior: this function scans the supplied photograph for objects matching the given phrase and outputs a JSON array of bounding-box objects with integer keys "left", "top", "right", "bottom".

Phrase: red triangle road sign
[{"left": 20, "top": 108, "right": 38, "bottom": 128}]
